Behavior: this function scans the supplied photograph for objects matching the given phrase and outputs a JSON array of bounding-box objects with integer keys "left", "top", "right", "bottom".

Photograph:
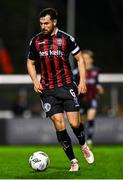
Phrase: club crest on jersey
[{"left": 43, "top": 103, "right": 51, "bottom": 112}]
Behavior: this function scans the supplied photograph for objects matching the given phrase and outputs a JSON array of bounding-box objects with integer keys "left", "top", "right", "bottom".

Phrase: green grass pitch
[{"left": 0, "top": 145, "right": 122, "bottom": 179}]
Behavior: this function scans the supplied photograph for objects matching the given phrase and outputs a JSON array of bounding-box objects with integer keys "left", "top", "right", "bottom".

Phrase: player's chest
[
  {"left": 36, "top": 38, "right": 67, "bottom": 58},
  {"left": 37, "top": 38, "right": 67, "bottom": 52}
]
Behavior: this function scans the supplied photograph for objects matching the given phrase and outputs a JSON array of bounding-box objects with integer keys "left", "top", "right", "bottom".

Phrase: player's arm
[
  {"left": 74, "top": 51, "right": 87, "bottom": 95},
  {"left": 68, "top": 35, "right": 86, "bottom": 94},
  {"left": 27, "top": 59, "right": 43, "bottom": 93},
  {"left": 27, "top": 37, "right": 43, "bottom": 93}
]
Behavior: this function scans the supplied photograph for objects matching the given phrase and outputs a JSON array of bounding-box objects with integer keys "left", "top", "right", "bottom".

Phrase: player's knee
[
  {"left": 56, "top": 121, "right": 65, "bottom": 131},
  {"left": 69, "top": 121, "right": 80, "bottom": 129},
  {"left": 51, "top": 116, "right": 65, "bottom": 131}
]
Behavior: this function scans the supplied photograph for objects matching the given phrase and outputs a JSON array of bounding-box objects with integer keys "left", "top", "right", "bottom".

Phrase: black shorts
[
  {"left": 40, "top": 82, "right": 80, "bottom": 117},
  {"left": 80, "top": 99, "right": 98, "bottom": 115}
]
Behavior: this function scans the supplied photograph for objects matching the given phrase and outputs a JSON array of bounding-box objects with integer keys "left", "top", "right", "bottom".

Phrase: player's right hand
[{"left": 34, "top": 80, "right": 43, "bottom": 93}]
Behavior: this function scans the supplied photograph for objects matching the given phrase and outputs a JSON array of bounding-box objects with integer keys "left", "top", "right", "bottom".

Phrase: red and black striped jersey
[{"left": 28, "top": 28, "right": 80, "bottom": 89}]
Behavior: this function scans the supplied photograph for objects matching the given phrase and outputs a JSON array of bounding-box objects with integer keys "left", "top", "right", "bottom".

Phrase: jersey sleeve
[
  {"left": 68, "top": 35, "right": 81, "bottom": 56},
  {"left": 27, "top": 38, "right": 39, "bottom": 60}
]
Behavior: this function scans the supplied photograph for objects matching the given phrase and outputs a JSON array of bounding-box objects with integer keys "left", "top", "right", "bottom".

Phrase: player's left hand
[{"left": 78, "top": 82, "right": 87, "bottom": 95}]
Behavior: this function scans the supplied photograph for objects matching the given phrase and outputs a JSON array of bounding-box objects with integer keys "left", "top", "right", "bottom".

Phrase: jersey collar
[{"left": 51, "top": 27, "right": 58, "bottom": 36}]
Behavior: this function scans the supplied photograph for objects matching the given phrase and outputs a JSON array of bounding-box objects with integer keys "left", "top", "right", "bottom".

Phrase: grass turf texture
[{"left": 0, "top": 145, "right": 122, "bottom": 179}]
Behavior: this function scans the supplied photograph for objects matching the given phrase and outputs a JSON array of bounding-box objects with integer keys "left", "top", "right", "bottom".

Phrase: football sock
[
  {"left": 56, "top": 129, "right": 75, "bottom": 161},
  {"left": 87, "top": 120, "right": 94, "bottom": 140},
  {"left": 72, "top": 123, "right": 85, "bottom": 145}
]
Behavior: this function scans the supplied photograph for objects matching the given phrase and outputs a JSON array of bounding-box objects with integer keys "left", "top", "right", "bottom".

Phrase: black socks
[
  {"left": 56, "top": 129, "right": 75, "bottom": 161},
  {"left": 72, "top": 123, "right": 85, "bottom": 145},
  {"left": 87, "top": 120, "right": 94, "bottom": 140},
  {"left": 56, "top": 124, "right": 86, "bottom": 161}
]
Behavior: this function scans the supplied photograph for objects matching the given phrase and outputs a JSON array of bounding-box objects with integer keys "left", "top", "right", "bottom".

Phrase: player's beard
[{"left": 42, "top": 26, "right": 54, "bottom": 36}]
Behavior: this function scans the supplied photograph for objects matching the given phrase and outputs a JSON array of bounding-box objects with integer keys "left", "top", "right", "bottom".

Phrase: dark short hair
[{"left": 39, "top": 8, "right": 58, "bottom": 20}]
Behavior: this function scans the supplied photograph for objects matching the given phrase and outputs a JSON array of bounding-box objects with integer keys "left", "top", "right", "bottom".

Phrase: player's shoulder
[
  {"left": 29, "top": 33, "right": 41, "bottom": 46},
  {"left": 31, "top": 33, "right": 41, "bottom": 41},
  {"left": 58, "top": 29, "right": 75, "bottom": 42},
  {"left": 91, "top": 65, "right": 102, "bottom": 76}
]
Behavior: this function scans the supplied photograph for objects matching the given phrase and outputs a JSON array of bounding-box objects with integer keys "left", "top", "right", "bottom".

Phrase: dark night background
[{"left": 0, "top": 0, "right": 123, "bottom": 74}]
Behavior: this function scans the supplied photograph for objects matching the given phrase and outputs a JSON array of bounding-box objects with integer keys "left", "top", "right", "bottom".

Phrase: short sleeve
[
  {"left": 27, "top": 38, "right": 39, "bottom": 60},
  {"left": 67, "top": 35, "right": 81, "bottom": 56}
]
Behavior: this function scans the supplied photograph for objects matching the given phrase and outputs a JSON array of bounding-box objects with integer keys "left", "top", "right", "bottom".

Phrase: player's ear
[{"left": 53, "top": 19, "right": 57, "bottom": 26}]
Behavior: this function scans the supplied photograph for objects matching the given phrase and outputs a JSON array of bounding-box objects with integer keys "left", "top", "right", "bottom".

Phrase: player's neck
[{"left": 51, "top": 27, "right": 58, "bottom": 36}]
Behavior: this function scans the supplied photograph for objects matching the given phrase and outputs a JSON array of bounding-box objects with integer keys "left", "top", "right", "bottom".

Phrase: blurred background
[{"left": 0, "top": 0, "right": 123, "bottom": 145}]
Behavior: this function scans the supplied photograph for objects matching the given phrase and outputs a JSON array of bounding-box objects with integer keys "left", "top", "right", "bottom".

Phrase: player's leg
[
  {"left": 66, "top": 111, "right": 94, "bottom": 164},
  {"left": 66, "top": 111, "right": 85, "bottom": 144},
  {"left": 86, "top": 108, "right": 96, "bottom": 145},
  {"left": 63, "top": 83, "right": 94, "bottom": 164},
  {"left": 40, "top": 89, "right": 79, "bottom": 171},
  {"left": 50, "top": 113, "right": 79, "bottom": 171}
]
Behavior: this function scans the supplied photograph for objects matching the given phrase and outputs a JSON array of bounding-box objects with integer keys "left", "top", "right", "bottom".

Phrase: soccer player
[
  {"left": 27, "top": 8, "right": 94, "bottom": 171},
  {"left": 73, "top": 49, "right": 104, "bottom": 146}
]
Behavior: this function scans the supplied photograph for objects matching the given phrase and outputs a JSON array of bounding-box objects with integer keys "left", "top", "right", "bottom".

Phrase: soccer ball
[{"left": 29, "top": 151, "right": 50, "bottom": 171}]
